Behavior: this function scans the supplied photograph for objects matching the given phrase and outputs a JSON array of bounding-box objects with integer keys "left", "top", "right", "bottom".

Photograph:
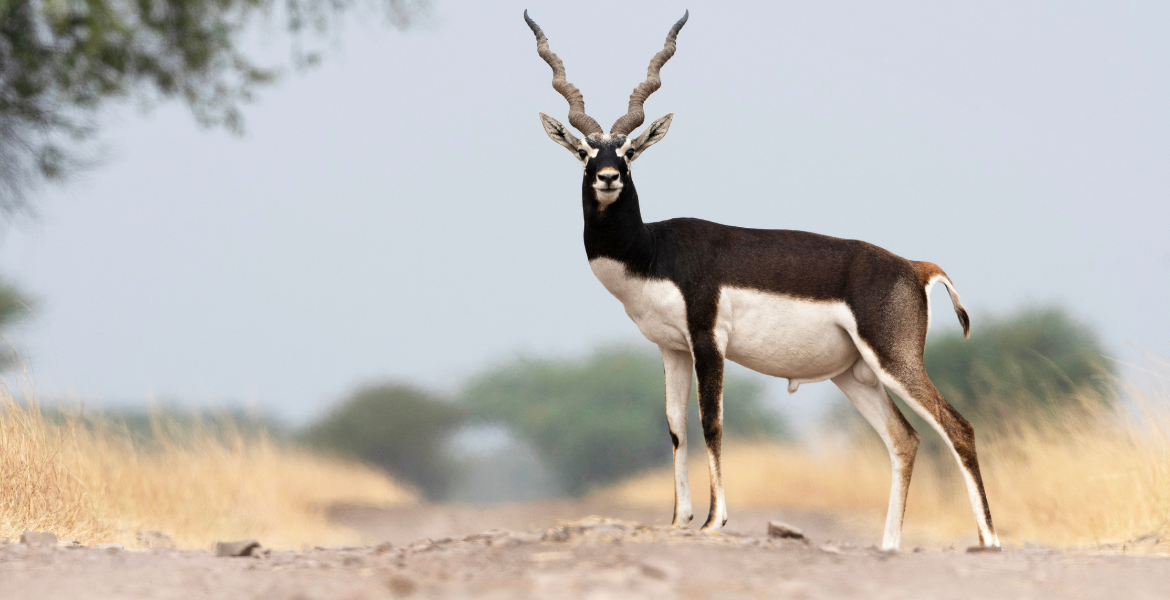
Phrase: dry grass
[
  {"left": 0, "top": 392, "right": 415, "bottom": 549},
  {"left": 602, "top": 370, "right": 1170, "bottom": 549}
]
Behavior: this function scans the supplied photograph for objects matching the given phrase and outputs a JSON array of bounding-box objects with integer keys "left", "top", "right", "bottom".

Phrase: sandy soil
[{"left": 3, "top": 502, "right": 1168, "bottom": 599}]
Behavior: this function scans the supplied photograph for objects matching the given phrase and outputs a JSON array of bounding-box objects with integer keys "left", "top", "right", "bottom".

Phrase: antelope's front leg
[
  {"left": 692, "top": 336, "right": 727, "bottom": 531},
  {"left": 662, "top": 346, "right": 695, "bottom": 527}
]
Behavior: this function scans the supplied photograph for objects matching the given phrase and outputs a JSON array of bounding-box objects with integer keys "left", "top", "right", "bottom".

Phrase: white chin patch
[{"left": 595, "top": 189, "right": 621, "bottom": 207}]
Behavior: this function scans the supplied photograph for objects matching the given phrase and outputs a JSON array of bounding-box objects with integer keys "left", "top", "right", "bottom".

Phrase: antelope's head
[{"left": 526, "top": 10, "right": 685, "bottom": 210}]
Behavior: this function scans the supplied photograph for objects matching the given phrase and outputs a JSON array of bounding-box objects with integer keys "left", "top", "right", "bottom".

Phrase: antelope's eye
[
  {"left": 625, "top": 149, "right": 635, "bottom": 158},
  {"left": 577, "top": 149, "right": 587, "bottom": 159}
]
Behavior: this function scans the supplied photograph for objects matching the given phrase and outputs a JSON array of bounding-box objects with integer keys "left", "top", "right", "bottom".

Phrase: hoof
[
  {"left": 699, "top": 520, "right": 726, "bottom": 533},
  {"left": 965, "top": 545, "right": 1001, "bottom": 553}
]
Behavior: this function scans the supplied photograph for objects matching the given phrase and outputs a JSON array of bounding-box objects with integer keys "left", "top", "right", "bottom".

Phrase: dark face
[
  {"left": 579, "top": 134, "right": 633, "bottom": 208},
  {"left": 538, "top": 112, "right": 675, "bottom": 208}
]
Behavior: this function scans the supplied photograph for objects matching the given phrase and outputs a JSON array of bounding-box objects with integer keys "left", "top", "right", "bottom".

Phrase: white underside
[{"left": 589, "top": 257, "right": 860, "bottom": 386}]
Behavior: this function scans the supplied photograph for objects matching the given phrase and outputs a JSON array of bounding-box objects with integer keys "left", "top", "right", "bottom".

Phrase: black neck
[{"left": 582, "top": 178, "right": 655, "bottom": 271}]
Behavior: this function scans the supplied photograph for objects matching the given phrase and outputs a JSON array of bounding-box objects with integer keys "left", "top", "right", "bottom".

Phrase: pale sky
[{"left": 1, "top": 1, "right": 1167, "bottom": 424}]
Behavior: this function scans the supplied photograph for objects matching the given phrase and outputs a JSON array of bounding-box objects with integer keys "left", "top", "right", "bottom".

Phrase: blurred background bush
[
  {"left": 300, "top": 383, "right": 466, "bottom": 500},
  {"left": 0, "top": 280, "right": 32, "bottom": 369},
  {"left": 924, "top": 305, "right": 1114, "bottom": 424}
]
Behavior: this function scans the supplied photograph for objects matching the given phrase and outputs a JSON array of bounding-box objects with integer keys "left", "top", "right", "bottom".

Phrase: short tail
[{"left": 915, "top": 261, "right": 970, "bottom": 339}]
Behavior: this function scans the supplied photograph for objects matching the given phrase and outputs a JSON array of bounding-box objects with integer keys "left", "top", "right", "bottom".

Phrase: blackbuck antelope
[{"left": 525, "top": 10, "right": 999, "bottom": 551}]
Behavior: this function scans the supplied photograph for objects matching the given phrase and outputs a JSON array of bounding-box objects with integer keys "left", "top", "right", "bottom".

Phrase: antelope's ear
[
  {"left": 629, "top": 113, "right": 672, "bottom": 161},
  {"left": 540, "top": 113, "right": 581, "bottom": 156}
]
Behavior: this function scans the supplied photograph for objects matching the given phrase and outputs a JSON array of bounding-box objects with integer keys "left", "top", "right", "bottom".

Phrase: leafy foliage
[
  {"left": 300, "top": 382, "right": 465, "bottom": 500},
  {"left": 461, "top": 346, "right": 787, "bottom": 496},
  {"left": 0, "top": 278, "right": 29, "bottom": 325},
  {"left": 0, "top": 0, "right": 425, "bottom": 213},
  {"left": 923, "top": 305, "right": 1114, "bottom": 424},
  {"left": 0, "top": 279, "right": 31, "bottom": 368}
]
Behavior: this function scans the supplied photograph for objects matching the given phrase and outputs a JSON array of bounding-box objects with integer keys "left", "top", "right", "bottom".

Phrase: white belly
[
  {"left": 716, "top": 287, "right": 859, "bottom": 384},
  {"left": 590, "top": 258, "right": 861, "bottom": 384}
]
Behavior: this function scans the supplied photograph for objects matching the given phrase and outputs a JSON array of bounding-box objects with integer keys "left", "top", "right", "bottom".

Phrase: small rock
[
  {"left": 58, "top": 539, "right": 82, "bottom": 547},
  {"left": 371, "top": 542, "right": 393, "bottom": 554},
  {"left": 542, "top": 526, "right": 571, "bottom": 542},
  {"left": 215, "top": 539, "right": 261, "bottom": 557},
  {"left": 767, "top": 521, "right": 806, "bottom": 540},
  {"left": 913, "top": 546, "right": 926, "bottom": 553},
  {"left": 386, "top": 575, "right": 417, "bottom": 597},
  {"left": 407, "top": 538, "right": 434, "bottom": 552},
  {"left": 500, "top": 531, "right": 541, "bottom": 546},
  {"left": 95, "top": 543, "right": 124, "bottom": 552},
  {"left": 137, "top": 530, "right": 175, "bottom": 549},
  {"left": 20, "top": 531, "right": 57, "bottom": 547},
  {"left": 639, "top": 563, "right": 668, "bottom": 580},
  {"left": 819, "top": 543, "right": 842, "bottom": 554}
]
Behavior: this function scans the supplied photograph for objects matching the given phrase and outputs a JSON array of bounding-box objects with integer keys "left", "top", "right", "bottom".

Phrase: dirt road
[{"left": 3, "top": 502, "right": 1167, "bottom": 599}]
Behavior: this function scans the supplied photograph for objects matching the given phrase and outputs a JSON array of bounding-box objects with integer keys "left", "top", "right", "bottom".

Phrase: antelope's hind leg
[
  {"left": 870, "top": 356, "right": 1000, "bottom": 548},
  {"left": 661, "top": 346, "right": 695, "bottom": 527},
  {"left": 832, "top": 359, "right": 919, "bottom": 551}
]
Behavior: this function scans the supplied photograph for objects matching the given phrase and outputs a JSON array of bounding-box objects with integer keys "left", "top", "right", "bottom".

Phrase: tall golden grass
[
  {"left": 0, "top": 391, "right": 415, "bottom": 549},
  {"left": 602, "top": 366, "right": 1170, "bottom": 549}
]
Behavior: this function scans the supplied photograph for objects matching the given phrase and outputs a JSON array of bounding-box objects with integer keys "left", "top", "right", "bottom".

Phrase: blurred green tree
[
  {"left": 301, "top": 382, "right": 464, "bottom": 500},
  {"left": 0, "top": 279, "right": 32, "bottom": 368},
  {"left": 923, "top": 305, "right": 1114, "bottom": 424},
  {"left": 461, "top": 346, "right": 787, "bottom": 496},
  {"left": 0, "top": 0, "right": 425, "bottom": 215}
]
